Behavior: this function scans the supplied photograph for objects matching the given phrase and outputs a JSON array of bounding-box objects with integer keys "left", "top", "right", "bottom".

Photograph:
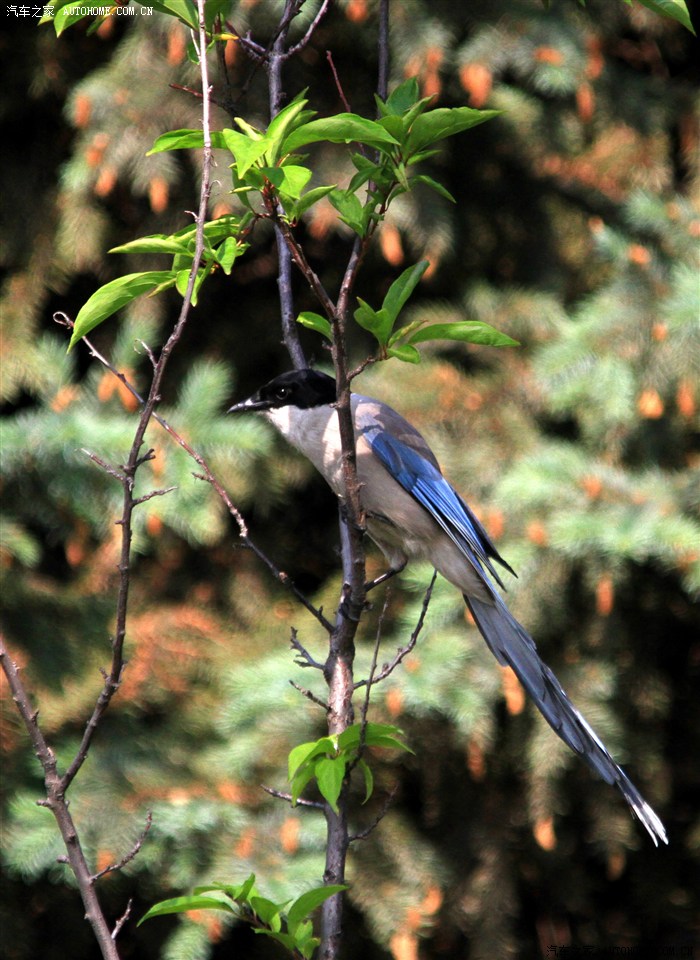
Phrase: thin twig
[
  {"left": 290, "top": 628, "right": 326, "bottom": 670},
  {"left": 289, "top": 679, "right": 328, "bottom": 710},
  {"left": 349, "top": 784, "right": 398, "bottom": 843},
  {"left": 261, "top": 785, "right": 324, "bottom": 809},
  {"left": 111, "top": 901, "right": 133, "bottom": 942},
  {"left": 354, "top": 571, "right": 437, "bottom": 689},
  {"left": 326, "top": 51, "right": 352, "bottom": 112},
  {"left": 91, "top": 812, "right": 153, "bottom": 882},
  {"left": 0, "top": 635, "right": 120, "bottom": 960}
]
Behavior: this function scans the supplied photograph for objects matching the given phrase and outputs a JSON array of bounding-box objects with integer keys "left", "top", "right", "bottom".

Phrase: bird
[{"left": 229, "top": 367, "right": 668, "bottom": 845}]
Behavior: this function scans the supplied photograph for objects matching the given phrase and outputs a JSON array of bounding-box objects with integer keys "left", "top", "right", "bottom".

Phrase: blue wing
[
  {"left": 362, "top": 422, "right": 667, "bottom": 846},
  {"left": 363, "top": 427, "right": 514, "bottom": 590}
]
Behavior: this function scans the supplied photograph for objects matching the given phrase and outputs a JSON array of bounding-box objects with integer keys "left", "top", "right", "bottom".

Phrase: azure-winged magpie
[{"left": 229, "top": 367, "right": 667, "bottom": 845}]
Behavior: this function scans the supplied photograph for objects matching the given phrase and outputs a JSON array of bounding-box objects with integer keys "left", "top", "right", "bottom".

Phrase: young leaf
[
  {"left": 282, "top": 114, "right": 399, "bottom": 154},
  {"left": 406, "top": 107, "right": 501, "bottom": 156},
  {"left": 194, "top": 874, "right": 257, "bottom": 901},
  {"left": 69, "top": 271, "right": 174, "bottom": 348},
  {"left": 109, "top": 236, "right": 191, "bottom": 256},
  {"left": 288, "top": 737, "right": 337, "bottom": 780},
  {"left": 289, "top": 184, "right": 337, "bottom": 219},
  {"left": 290, "top": 764, "right": 317, "bottom": 805},
  {"left": 261, "top": 164, "right": 313, "bottom": 199},
  {"left": 147, "top": 129, "right": 227, "bottom": 155},
  {"left": 287, "top": 885, "right": 348, "bottom": 933},
  {"left": 358, "top": 758, "right": 374, "bottom": 803},
  {"left": 138, "top": 895, "right": 234, "bottom": 925},
  {"left": 216, "top": 236, "right": 243, "bottom": 275},
  {"left": 329, "top": 190, "right": 366, "bottom": 235},
  {"left": 381, "top": 77, "right": 421, "bottom": 115},
  {"left": 637, "top": 0, "right": 695, "bottom": 34},
  {"left": 354, "top": 299, "right": 389, "bottom": 339},
  {"left": 382, "top": 261, "right": 430, "bottom": 325},
  {"left": 410, "top": 174, "right": 456, "bottom": 203},
  {"left": 148, "top": 0, "right": 199, "bottom": 30},
  {"left": 223, "top": 129, "right": 270, "bottom": 178},
  {"left": 315, "top": 756, "right": 347, "bottom": 812},
  {"left": 249, "top": 896, "right": 284, "bottom": 930},
  {"left": 407, "top": 320, "right": 519, "bottom": 347},
  {"left": 296, "top": 311, "right": 332, "bottom": 339},
  {"left": 50, "top": 1, "right": 109, "bottom": 36},
  {"left": 387, "top": 343, "right": 421, "bottom": 363}
]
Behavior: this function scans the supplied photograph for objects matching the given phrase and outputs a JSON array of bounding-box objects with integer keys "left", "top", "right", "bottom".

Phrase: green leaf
[
  {"left": 288, "top": 737, "right": 337, "bottom": 780},
  {"left": 282, "top": 115, "right": 399, "bottom": 154},
  {"left": 109, "top": 235, "right": 191, "bottom": 256},
  {"left": 290, "top": 764, "right": 317, "bottom": 805},
  {"left": 407, "top": 320, "right": 519, "bottom": 347},
  {"left": 266, "top": 96, "right": 312, "bottom": 160},
  {"left": 387, "top": 343, "right": 421, "bottom": 363},
  {"left": 379, "top": 77, "right": 421, "bottom": 116},
  {"left": 194, "top": 874, "right": 257, "bottom": 901},
  {"left": 406, "top": 107, "right": 501, "bottom": 156},
  {"left": 382, "top": 261, "right": 430, "bottom": 325},
  {"left": 287, "top": 885, "right": 348, "bottom": 933},
  {"left": 216, "top": 237, "right": 243, "bottom": 275},
  {"left": 296, "top": 311, "right": 332, "bottom": 339},
  {"left": 139, "top": 895, "right": 234, "bottom": 925},
  {"left": 354, "top": 299, "right": 390, "bottom": 340},
  {"left": 250, "top": 896, "right": 284, "bottom": 930},
  {"left": 329, "top": 190, "right": 366, "bottom": 235},
  {"left": 50, "top": 1, "right": 110, "bottom": 36},
  {"left": 358, "top": 758, "right": 374, "bottom": 803},
  {"left": 148, "top": 0, "right": 199, "bottom": 30},
  {"left": 69, "top": 271, "right": 174, "bottom": 348},
  {"left": 636, "top": 0, "right": 695, "bottom": 34},
  {"left": 315, "top": 756, "right": 347, "bottom": 812},
  {"left": 261, "top": 164, "right": 313, "bottom": 199},
  {"left": 223, "top": 129, "right": 270, "bottom": 178},
  {"left": 410, "top": 174, "right": 456, "bottom": 203},
  {"left": 147, "top": 129, "right": 227, "bottom": 155},
  {"left": 289, "top": 184, "right": 337, "bottom": 219}
]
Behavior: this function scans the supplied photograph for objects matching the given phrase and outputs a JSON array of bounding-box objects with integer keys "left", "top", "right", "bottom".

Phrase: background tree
[{"left": 1, "top": 2, "right": 698, "bottom": 959}]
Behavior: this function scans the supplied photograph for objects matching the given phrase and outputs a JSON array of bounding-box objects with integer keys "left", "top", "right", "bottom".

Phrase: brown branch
[
  {"left": 261, "top": 785, "right": 324, "bottom": 809},
  {"left": 354, "top": 571, "right": 437, "bottom": 689},
  {"left": 0, "top": 635, "right": 120, "bottom": 960},
  {"left": 0, "top": 10, "right": 217, "bottom": 959},
  {"left": 326, "top": 51, "right": 352, "bottom": 113},
  {"left": 91, "top": 812, "right": 153, "bottom": 882},
  {"left": 59, "top": 8, "right": 215, "bottom": 792}
]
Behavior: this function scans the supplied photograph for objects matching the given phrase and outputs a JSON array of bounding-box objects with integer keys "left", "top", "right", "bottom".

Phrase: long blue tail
[{"left": 464, "top": 593, "right": 667, "bottom": 845}]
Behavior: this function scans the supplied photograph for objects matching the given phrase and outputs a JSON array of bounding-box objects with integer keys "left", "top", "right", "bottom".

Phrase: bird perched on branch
[{"left": 229, "top": 367, "right": 667, "bottom": 845}]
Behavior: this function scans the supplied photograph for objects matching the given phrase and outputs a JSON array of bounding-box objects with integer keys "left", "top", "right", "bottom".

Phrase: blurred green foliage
[{"left": 1, "top": 2, "right": 698, "bottom": 959}]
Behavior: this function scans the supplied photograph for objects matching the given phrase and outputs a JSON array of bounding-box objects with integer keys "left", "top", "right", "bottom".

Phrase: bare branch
[
  {"left": 91, "top": 812, "right": 153, "bottom": 883},
  {"left": 285, "top": 0, "right": 331, "bottom": 57},
  {"left": 354, "top": 571, "right": 437, "bottom": 689},
  {"left": 289, "top": 679, "right": 328, "bottom": 711},
  {"left": 349, "top": 784, "right": 398, "bottom": 843},
  {"left": 326, "top": 50, "right": 352, "bottom": 113},
  {"left": 111, "top": 901, "right": 133, "bottom": 942},
  {"left": 290, "top": 627, "right": 326, "bottom": 670},
  {"left": 0, "top": 635, "right": 120, "bottom": 960},
  {"left": 261, "top": 785, "right": 324, "bottom": 809}
]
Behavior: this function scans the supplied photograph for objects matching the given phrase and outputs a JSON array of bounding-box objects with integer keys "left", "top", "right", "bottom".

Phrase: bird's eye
[{"left": 275, "top": 386, "right": 290, "bottom": 400}]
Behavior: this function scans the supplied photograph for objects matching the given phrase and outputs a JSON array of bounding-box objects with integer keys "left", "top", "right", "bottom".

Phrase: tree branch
[{"left": 0, "top": 635, "right": 120, "bottom": 960}]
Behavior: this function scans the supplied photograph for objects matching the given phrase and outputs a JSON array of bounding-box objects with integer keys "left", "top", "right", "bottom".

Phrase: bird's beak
[{"left": 227, "top": 394, "right": 271, "bottom": 414}]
